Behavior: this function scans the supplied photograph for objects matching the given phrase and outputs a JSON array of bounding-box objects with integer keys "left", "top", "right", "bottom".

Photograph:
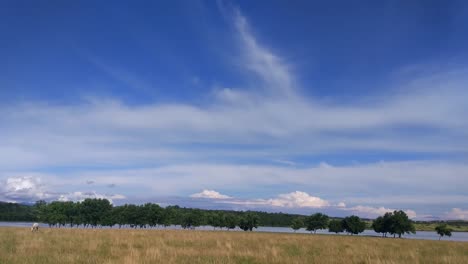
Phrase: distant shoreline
[{"left": 1, "top": 220, "right": 467, "bottom": 232}]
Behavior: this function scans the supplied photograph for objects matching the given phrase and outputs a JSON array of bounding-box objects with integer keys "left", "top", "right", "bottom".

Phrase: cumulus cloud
[
  {"left": 443, "top": 208, "right": 468, "bottom": 220},
  {"left": 190, "top": 189, "right": 232, "bottom": 199},
  {"left": 0, "top": 176, "right": 52, "bottom": 202},
  {"left": 0, "top": 176, "right": 124, "bottom": 204},
  {"left": 345, "top": 205, "right": 417, "bottom": 219},
  {"left": 266, "top": 191, "right": 330, "bottom": 208},
  {"left": 337, "top": 202, "right": 346, "bottom": 208}
]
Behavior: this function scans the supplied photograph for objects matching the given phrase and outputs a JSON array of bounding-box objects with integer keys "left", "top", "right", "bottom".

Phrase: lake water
[{"left": 1, "top": 222, "right": 467, "bottom": 242}]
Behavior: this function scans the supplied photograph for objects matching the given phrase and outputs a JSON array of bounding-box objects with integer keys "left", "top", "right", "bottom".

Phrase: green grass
[
  {"left": 413, "top": 222, "right": 468, "bottom": 232},
  {"left": 362, "top": 220, "right": 468, "bottom": 232},
  {"left": 1, "top": 227, "right": 467, "bottom": 263}
]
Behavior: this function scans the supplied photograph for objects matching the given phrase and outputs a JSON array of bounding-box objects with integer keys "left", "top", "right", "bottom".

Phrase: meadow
[
  {"left": 1, "top": 227, "right": 467, "bottom": 264},
  {"left": 414, "top": 222, "right": 468, "bottom": 232}
]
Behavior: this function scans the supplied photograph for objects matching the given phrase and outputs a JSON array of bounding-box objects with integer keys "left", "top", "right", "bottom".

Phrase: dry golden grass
[{"left": 1, "top": 227, "right": 467, "bottom": 264}]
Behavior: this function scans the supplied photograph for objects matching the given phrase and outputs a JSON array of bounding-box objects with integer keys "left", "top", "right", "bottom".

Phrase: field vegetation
[{"left": 1, "top": 227, "right": 467, "bottom": 264}]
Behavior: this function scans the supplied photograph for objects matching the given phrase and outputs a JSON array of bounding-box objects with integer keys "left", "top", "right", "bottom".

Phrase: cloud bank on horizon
[{"left": 0, "top": 1, "right": 467, "bottom": 220}]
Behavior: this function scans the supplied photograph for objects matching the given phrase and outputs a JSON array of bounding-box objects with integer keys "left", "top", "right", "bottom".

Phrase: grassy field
[
  {"left": 413, "top": 223, "right": 468, "bottom": 232},
  {"left": 1, "top": 227, "right": 467, "bottom": 264}
]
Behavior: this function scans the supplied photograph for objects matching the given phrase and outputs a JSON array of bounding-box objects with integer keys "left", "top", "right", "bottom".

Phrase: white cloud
[
  {"left": 220, "top": 191, "right": 329, "bottom": 208},
  {"left": 0, "top": 176, "right": 125, "bottom": 204},
  {"left": 1, "top": 8, "right": 466, "bottom": 171},
  {"left": 267, "top": 191, "right": 330, "bottom": 208},
  {"left": 345, "top": 205, "right": 417, "bottom": 219},
  {"left": 190, "top": 189, "right": 232, "bottom": 199},
  {"left": 0, "top": 176, "right": 53, "bottom": 201},
  {"left": 232, "top": 8, "right": 295, "bottom": 97},
  {"left": 1, "top": 68, "right": 467, "bottom": 170},
  {"left": 443, "top": 208, "right": 468, "bottom": 220}
]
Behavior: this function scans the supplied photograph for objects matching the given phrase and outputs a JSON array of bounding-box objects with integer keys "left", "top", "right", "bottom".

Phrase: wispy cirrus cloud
[
  {"left": 1, "top": 8, "right": 467, "bottom": 170},
  {"left": 231, "top": 7, "right": 295, "bottom": 97},
  {"left": 1, "top": 67, "right": 467, "bottom": 170}
]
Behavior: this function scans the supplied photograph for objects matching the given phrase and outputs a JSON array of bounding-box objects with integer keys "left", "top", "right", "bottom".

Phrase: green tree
[
  {"left": 34, "top": 200, "right": 48, "bottom": 223},
  {"left": 290, "top": 218, "right": 303, "bottom": 232},
  {"left": 225, "top": 214, "right": 238, "bottom": 230},
  {"left": 239, "top": 212, "right": 259, "bottom": 231},
  {"left": 144, "top": 203, "right": 163, "bottom": 228},
  {"left": 343, "top": 215, "right": 366, "bottom": 235},
  {"left": 388, "top": 210, "right": 415, "bottom": 238},
  {"left": 305, "top": 213, "right": 329, "bottom": 233},
  {"left": 435, "top": 224, "right": 452, "bottom": 240},
  {"left": 217, "top": 213, "right": 229, "bottom": 230},
  {"left": 207, "top": 212, "right": 223, "bottom": 230},
  {"left": 328, "top": 219, "right": 344, "bottom": 234},
  {"left": 80, "top": 199, "right": 112, "bottom": 228},
  {"left": 181, "top": 209, "right": 203, "bottom": 229},
  {"left": 372, "top": 216, "right": 385, "bottom": 236},
  {"left": 372, "top": 212, "right": 394, "bottom": 237}
]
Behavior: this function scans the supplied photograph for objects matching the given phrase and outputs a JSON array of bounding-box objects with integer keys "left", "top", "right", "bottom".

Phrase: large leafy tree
[
  {"left": 388, "top": 210, "right": 415, "bottom": 238},
  {"left": 239, "top": 212, "right": 259, "bottom": 231},
  {"left": 343, "top": 215, "right": 366, "bottom": 235},
  {"left": 305, "top": 213, "right": 329, "bottom": 233},
  {"left": 225, "top": 214, "right": 238, "bottom": 230},
  {"left": 207, "top": 212, "right": 223, "bottom": 230},
  {"left": 145, "top": 203, "right": 163, "bottom": 228},
  {"left": 372, "top": 212, "right": 394, "bottom": 237},
  {"left": 181, "top": 209, "right": 203, "bottom": 229},
  {"left": 372, "top": 216, "right": 385, "bottom": 236},
  {"left": 328, "top": 219, "right": 344, "bottom": 234},
  {"left": 290, "top": 218, "right": 303, "bottom": 232}
]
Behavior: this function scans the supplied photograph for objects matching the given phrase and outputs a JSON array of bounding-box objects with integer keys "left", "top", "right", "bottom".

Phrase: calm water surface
[{"left": 1, "top": 222, "right": 466, "bottom": 242}]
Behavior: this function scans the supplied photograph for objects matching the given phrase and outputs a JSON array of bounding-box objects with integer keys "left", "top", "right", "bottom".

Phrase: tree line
[
  {"left": 34, "top": 199, "right": 263, "bottom": 231},
  {"left": 0, "top": 199, "right": 455, "bottom": 238},
  {"left": 0, "top": 200, "right": 301, "bottom": 228},
  {"left": 289, "top": 211, "right": 415, "bottom": 238},
  {"left": 33, "top": 199, "right": 415, "bottom": 237},
  {"left": 0, "top": 202, "right": 37, "bottom": 221}
]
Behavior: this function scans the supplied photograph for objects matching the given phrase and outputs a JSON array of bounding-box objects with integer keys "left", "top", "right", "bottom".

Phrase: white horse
[{"left": 31, "top": 223, "right": 39, "bottom": 232}]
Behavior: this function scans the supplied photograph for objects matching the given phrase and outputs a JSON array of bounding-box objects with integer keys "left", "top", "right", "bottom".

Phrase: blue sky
[{"left": 1, "top": 0, "right": 468, "bottom": 220}]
